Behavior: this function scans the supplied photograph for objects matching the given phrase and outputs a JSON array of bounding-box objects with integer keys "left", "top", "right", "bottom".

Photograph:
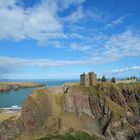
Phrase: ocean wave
[{"left": 1, "top": 105, "right": 21, "bottom": 110}]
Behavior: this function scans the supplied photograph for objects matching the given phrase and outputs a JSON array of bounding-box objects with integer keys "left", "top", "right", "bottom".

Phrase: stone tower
[
  {"left": 80, "top": 72, "right": 97, "bottom": 86},
  {"left": 80, "top": 72, "right": 85, "bottom": 85}
]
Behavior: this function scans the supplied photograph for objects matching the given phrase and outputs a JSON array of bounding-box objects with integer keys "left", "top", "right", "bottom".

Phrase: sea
[{"left": 0, "top": 79, "right": 79, "bottom": 109}]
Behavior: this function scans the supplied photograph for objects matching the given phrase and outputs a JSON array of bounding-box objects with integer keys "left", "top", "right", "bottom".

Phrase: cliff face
[
  {"left": 0, "top": 118, "right": 24, "bottom": 140},
  {"left": 0, "top": 83, "right": 140, "bottom": 140},
  {"left": 64, "top": 83, "right": 140, "bottom": 139}
]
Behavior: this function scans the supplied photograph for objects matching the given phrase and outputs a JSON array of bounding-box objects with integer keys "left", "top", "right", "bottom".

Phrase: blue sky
[{"left": 0, "top": 0, "right": 140, "bottom": 79}]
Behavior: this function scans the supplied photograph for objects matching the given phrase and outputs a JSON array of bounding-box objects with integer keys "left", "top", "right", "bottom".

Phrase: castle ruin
[
  {"left": 80, "top": 72, "right": 137, "bottom": 86},
  {"left": 80, "top": 72, "right": 97, "bottom": 86},
  {"left": 116, "top": 76, "right": 137, "bottom": 83}
]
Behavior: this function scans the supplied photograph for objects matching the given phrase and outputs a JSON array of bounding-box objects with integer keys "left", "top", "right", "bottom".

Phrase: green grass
[
  {"left": 38, "top": 130, "right": 99, "bottom": 140},
  {"left": 105, "top": 97, "right": 124, "bottom": 120}
]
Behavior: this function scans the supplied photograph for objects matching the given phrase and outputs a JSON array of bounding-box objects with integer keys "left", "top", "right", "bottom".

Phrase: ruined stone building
[
  {"left": 80, "top": 71, "right": 137, "bottom": 86},
  {"left": 80, "top": 72, "right": 97, "bottom": 86},
  {"left": 116, "top": 76, "right": 137, "bottom": 84}
]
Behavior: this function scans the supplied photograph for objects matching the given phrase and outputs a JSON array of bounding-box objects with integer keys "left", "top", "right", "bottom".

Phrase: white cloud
[
  {"left": 104, "top": 29, "right": 140, "bottom": 59},
  {"left": 0, "top": 0, "right": 109, "bottom": 43},
  {"left": 69, "top": 33, "right": 86, "bottom": 39},
  {"left": 59, "top": 0, "right": 85, "bottom": 10},
  {"left": 0, "top": 0, "right": 66, "bottom": 41},
  {"left": 1, "top": 55, "right": 140, "bottom": 78},
  {"left": 108, "top": 66, "right": 140, "bottom": 74},
  {"left": 0, "top": 0, "right": 16, "bottom": 8},
  {"left": 87, "top": 8, "right": 105, "bottom": 22},
  {"left": 63, "top": 6, "right": 105, "bottom": 24},
  {"left": 68, "top": 29, "right": 140, "bottom": 64},
  {"left": 0, "top": 55, "right": 107, "bottom": 75},
  {"left": 0, "top": 28, "right": 140, "bottom": 75},
  {"left": 0, "top": 0, "right": 89, "bottom": 42},
  {"left": 65, "top": 6, "right": 85, "bottom": 23},
  {"left": 0, "top": 56, "right": 86, "bottom": 68},
  {"left": 0, "top": 1, "right": 140, "bottom": 71},
  {"left": 105, "top": 15, "right": 128, "bottom": 29},
  {"left": 70, "top": 43, "right": 92, "bottom": 52},
  {"left": 52, "top": 29, "right": 140, "bottom": 62}
]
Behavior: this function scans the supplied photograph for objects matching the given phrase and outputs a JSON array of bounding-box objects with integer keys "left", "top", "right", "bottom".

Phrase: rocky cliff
[{"left": 0, "top": 83, "right": 140, "bottom": 140}]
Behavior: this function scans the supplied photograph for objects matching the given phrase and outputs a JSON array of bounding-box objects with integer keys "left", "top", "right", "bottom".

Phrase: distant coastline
[
  {"left": 0, "top": 82, "right": 44, "bottom": 92},
  {"left": 0, "top": 79, "right": 79, "bottom": 108}
]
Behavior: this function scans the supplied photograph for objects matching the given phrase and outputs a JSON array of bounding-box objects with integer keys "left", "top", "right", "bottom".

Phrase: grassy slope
[{"left": 38, "top": 130, "right": 100, "bottom": 140}]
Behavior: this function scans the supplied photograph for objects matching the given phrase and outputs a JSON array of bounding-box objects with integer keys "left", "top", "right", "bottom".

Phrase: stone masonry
[{"left": 80, "top": 72, "right": 97, "bottom": 86}]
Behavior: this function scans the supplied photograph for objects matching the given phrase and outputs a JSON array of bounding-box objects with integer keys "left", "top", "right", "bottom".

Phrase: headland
[
  {"left": 0, "top": 73, "right": 140, "bottom": 140},
  {"left": 0, "top": 82, "right": 45, "bottom": 92}
]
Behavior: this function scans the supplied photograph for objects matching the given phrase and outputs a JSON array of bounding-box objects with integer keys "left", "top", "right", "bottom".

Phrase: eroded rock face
[
  {"left": 21, "top": 89, "right": 53, "bottom": 130},
  {"left": 64, "top": 94, "right": 93, "bottom": 117},
  {"left": 0, "top": 119, "right": 24, "bottom": 140},
  {"left": 21, "top": 87, "right": 64, "bottom": 131}
]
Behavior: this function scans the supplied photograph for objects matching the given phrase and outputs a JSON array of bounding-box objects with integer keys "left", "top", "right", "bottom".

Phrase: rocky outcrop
[
  {"left": 0, "top": 83, "right": 140, "bottom": 140},
  {"left": 0, "top": 118, "right": 24, "bottom": 140},
  {"left": 64, "top": 93, "right": 93, "bottom": 117},
  {"left": 0, "top": 82, "right": 44, "bottom": 92},
  {"left": 21, "top": 89, "right": 53, "bottom": 130}
]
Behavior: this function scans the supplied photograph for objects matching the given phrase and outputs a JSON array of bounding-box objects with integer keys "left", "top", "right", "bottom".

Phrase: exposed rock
[
  {"left": 0, "top": 118, "right": 24, "bottom": 140},
  {"left": 21, "top": 89, "right": 53, "bottom": 130},
  {"left": 64, "top": 93, "right": 93, "bottom": 117}
]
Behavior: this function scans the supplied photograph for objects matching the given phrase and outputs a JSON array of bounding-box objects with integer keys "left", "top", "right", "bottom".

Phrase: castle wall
[
  {"left": 89, "top": 73, "right": 97, "bottom": 86},
  {"left": 116, "top": 79, "right": 137, "bottom": 84},
  {"left": 85, "top": 74, "right": 90, "bottom": 87},
  {"left": 80, "top": 72, "right": 97, "bottom": 86},
  {"left": 80, "top": 74, "right": 85, "bottom": 85}
]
